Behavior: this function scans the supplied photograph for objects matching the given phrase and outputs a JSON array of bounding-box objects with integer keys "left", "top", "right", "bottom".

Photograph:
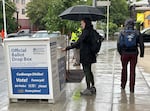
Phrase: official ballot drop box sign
[{"left": 4, "top": 37, "right": 66, "bottom": 103}]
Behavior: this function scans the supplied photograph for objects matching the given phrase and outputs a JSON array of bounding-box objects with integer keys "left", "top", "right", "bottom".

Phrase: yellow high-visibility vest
[{"left": 71, "top": 32, "right": 78, "bottom": 42}]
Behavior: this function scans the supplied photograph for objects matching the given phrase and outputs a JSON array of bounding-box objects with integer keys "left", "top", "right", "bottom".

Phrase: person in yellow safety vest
[
  {"left": 70, "top": 28, "right": 82, "bottom": 44},
  {"left": 76, "top": 27, "right": 82, "bottom": 36},
  {"left": 70, "top": 32, "right": 78, "bottom": 45},
  {"left": 70, "top": 28, "right": 82, "bottom": 66}
]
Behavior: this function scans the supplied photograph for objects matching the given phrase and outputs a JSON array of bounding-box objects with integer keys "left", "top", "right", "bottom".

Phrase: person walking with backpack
[
  {"left": 117, "top": 18, "right": 144, "bottom": 93},
  {"left": 62, "top": 18, "right": 97, "bottom": 95}
]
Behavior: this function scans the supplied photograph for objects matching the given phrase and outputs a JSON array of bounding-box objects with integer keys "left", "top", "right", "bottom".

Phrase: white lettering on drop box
[{"left": 8, "top": 45, "right": 51, "bottom": 95}]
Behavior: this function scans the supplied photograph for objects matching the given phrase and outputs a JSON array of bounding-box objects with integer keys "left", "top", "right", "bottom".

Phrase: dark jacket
[
  {"left": 117, "top": 29, "right": 144, "bottom": 57},
  {"left": 66, "top": 28, "right": 96, "bottom": 64}
]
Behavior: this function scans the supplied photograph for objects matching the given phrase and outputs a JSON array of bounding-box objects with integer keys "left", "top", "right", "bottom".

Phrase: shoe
[
  {"left": 130, "top": 88, "right": 134, "bottom": 93},
  {"left": 80, "top": 88, "right": 92, "bottom": 96},
  {"left": 73, "top": 63, "right": 80, "bottom": 66},
  {"left": 90, "top": 86, "right": 96, "bottom": 94},
  {"left": 121, "top": 84, "right": 125, "bottom": 89}
]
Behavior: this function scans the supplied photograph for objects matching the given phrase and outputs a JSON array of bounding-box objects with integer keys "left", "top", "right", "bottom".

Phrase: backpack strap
[{"left": 119, "top": 31, "right": 125, "bottom": 47}]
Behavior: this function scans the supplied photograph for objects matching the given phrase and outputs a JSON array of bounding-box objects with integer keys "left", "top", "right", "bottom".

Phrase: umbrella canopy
[{"left": 59, "top": 5, "right": 105, "bottom": 21}]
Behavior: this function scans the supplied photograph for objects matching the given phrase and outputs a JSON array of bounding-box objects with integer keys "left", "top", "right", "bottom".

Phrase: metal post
[
  {"left": 17, "top": 11, "right": 19, "bottom": 28},
  {"left": 92, "top": 0, "right": 97, "bottom": 29},
  {"left": 106, "top": 0, "right": 109, "bottom": 41},
  {"left": 93, "top": 0, "right": 96, "bottom": 7},
  {"left": 2, "top": 0, "right": 7, "bottom": 37},
  {"left": 97, "top": 0, "right": 110, "bottom": 40}
]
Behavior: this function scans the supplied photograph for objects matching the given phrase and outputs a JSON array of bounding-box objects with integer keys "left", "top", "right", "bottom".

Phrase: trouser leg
[
  {"left": 130, "top": 54, "right": 137, "bottom": 92},
  {"left": 121, "top": 54, "right": 129, "bottom": 89},
  {"left": 73, "top": 49, "right": 76, "bottom": 60},
  {"left": 90, "top": 71, "right": 94, "bottom": 86},
  {"left": 82, "top": 63, "right": 94, "bottom": 89},
  {"left": 75, "top": 49, "right": 80, "bottom": 64}
]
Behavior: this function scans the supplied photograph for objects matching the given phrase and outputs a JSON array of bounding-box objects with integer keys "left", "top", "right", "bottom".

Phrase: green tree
[
  {"left": 44, "top": 0, "right": 65, "bottom": 32},
  {"left": 0, "top": 0, "right": 17, "bottom": 33},
  {"left": 26, "top": 0, "right": 71, "bottom": 31},
  {"left": 110, "top": 0, "right": 129, "bottom": 26},
  {"left": 26, "top": 0, "right": 92, "bottom": 33},
  {"left": 97, "top": 0, "right": 129, "bottom": 37},
  {"left": 44, "top": 0, "right": 80, "bottom": 33},
  {"left": 108, "top": 22, "right": 118, "bottom": 37},
  {"left": 86, "top": 0, "right": 92, "bottom": 5},
  {"left": 45, "top": 0, "right": 92, "bottom": 33},
  {"left": 26, "top": 0, "right": 52, "bottom": 30}
]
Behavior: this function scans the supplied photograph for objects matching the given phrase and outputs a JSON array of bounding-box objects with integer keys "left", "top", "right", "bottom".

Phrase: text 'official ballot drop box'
[{"left": 4, "top": 37, "right": 66, "bottom": 103}]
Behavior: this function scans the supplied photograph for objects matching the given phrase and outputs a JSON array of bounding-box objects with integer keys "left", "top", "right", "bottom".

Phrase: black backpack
[{"left": 90, "top": 30, "right": 103, "bottom": 54}]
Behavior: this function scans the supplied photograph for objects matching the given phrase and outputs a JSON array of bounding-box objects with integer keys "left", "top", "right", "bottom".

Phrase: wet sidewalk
[{"left": 1, "top": 41, "right": 150, "bottom": 111}]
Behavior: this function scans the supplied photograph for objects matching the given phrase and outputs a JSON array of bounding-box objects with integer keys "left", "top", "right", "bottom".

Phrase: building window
[
  {"left": 22, "top": 9, "right": 25, "bottom": 15},
  {"left": 21, "top": 0, "right": 25, "bottom": 4}
]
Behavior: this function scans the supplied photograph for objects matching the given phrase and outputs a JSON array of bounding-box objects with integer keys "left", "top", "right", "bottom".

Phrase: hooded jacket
[{"left": 66, "top": 25, "right": 96, "bottom": 64}]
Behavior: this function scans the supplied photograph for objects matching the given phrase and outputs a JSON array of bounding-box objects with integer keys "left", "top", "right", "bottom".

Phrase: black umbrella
[{"left": 59, "top": 5, "right": 105, "bottom": 21}]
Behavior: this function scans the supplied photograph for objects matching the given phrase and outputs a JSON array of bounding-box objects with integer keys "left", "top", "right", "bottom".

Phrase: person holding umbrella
[
  {"left": 62, "top": 18, "right": 96, "bottom": 95},
  {"left": 60, "top": 5, "right": 105, "bottom": 95}
]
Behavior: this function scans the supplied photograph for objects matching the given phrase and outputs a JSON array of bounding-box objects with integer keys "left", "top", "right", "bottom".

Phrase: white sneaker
[
  {"left": 80, "top": 88, "right": 92, "bottom": 96},
  {"left": 90, "top": 86, "right": 96, "bottom": 94}
]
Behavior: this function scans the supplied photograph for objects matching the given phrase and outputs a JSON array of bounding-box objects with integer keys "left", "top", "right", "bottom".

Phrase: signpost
[{"left": 97, "top": 1, "right": 111, "bottom": 41}]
